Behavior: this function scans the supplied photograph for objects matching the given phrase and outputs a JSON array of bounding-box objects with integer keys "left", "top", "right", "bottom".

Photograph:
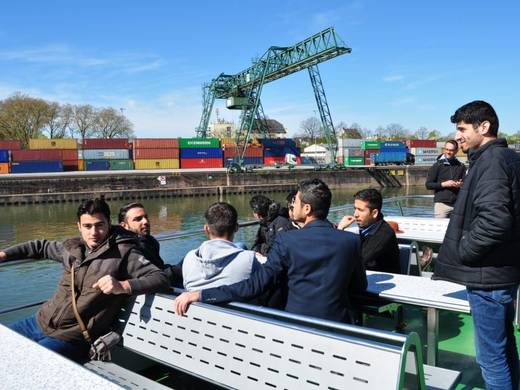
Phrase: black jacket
[
  {"left": 252, "top": 204, "right": 294, "bottom": 255},
  {"left": 138, "top": 235, "right": 183, "bottom": 287},
  {"left": 433, "top": 139, "right": 520, "bottom": 288},
  {"left": 360, "top": 218, "right": 401, "bottom": 273},
  {"left": 425, "top": 155, "right": 466, "bottom": 204}
]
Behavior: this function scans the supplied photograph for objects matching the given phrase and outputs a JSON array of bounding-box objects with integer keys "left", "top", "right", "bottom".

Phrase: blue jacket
[{"left": 200, "top": 219, "right": 367, "bottom": 322}]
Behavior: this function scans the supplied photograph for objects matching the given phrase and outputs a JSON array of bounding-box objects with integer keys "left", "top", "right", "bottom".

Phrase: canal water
[{"left": 0, "top": 186, "right": 432, "bottom": 324}]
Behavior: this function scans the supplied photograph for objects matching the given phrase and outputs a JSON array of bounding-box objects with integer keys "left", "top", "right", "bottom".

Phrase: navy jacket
[
  {"left": 360, "top": 218, "right": 401, "bottom": 273},
  {"left": 201, "top": 219, "right": 367, "bottom": 322}
]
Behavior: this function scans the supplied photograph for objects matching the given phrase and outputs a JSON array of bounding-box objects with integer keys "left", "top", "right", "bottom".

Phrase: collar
[
  {"left": 468, "top": 138, "right": 507, "bottom": 165},
  {"left": 359, "top": 217, "right": 384, "bottom": 237},
  {"left": 302, "top": 219, "right": 334, "bottom": 229}
]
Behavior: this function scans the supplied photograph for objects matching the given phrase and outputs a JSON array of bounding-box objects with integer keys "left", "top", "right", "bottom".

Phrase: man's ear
[
  {"left": 234, "top": 223, "right": 239, "bottom": 233},
  {"left": 77, "top": 222, "right": 81, "bottom": 232},
  {"left": 203, "top": 224, "right": 210, "bottom": 235},
  {"left": 479, "top": 121, "right": 491, "bottom": 136},
  {"left": 120, "top": 221, "right": 128, "bottom": 229},
  {"left": 371, "top": 208, "right": 379, "bottom": 219}
]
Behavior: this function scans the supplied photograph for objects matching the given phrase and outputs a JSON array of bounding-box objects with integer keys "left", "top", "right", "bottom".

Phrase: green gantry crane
[{"left": 196, "top": 27, "right": 351, "bottom": 169}]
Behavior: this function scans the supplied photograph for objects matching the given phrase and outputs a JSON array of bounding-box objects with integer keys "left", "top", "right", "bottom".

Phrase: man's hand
[
  {"left": 92, "top": 275, "right": 131, "bottom": 295},
  {"left": 0, "top": 251, "right": 6, "bottom": 262},
  {"left": 337, "top": 215, "right": 355, "bottom": 230},
  {"left": 174, "top": 291, "right": 201, "bottom": 316},
  {"left": 441, "top": 180, "right": 462, "bottom": 188}
]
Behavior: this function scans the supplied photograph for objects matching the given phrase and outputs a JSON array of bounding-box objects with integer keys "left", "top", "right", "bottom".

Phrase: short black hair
[
  {"left": 249, "top": 194, "right": 272, "bottom": 218},
  {"left": 286, "top": 189, "right": 297, "bottom": 205},
  {"left": 354, "top": 188, "right": 382, "bottom": 211},
  {"left": 77, "top": 198, "right": 111, "bottom": 222},
  {"left": 118, "top": 202, "right": 145, "bottom": 223},
  {"left": 445, "top": 140, "right": 458, "bottom": 150},
  {"left": 205, "top": 202, "right": 238, "bottom": 237},
  {"left": 450, "top": 100, "right": 499, "bottom": 136},
  {"left": 297, "top": 179, "right": 331, "bottom": 219}
]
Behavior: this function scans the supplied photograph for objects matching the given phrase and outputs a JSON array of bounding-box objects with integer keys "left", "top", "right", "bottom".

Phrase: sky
[{"left": 0, "top": 1, "right": 519, "bottom": 138}]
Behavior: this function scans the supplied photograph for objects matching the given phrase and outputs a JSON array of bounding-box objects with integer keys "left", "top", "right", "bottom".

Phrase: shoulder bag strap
[{"left": 70, "top": 265, "right": 92, "bottom": 344}]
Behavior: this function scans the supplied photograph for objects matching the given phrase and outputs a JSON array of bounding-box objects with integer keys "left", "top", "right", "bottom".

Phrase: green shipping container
[
  {"left": 109, "top": 160, "right": 134, "bottom": 170},
  {"left": 344, "top": 156, "right": 364, "bottom": 166},
  {"left": 360, "top": 141, "right": 380, "bottom": 150},
  {"left": 179, "top": 138, "right": 220, "bottom": 148}
]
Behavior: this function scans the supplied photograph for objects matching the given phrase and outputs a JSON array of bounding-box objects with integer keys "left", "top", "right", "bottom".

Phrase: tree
[
  {"left": 385, "top": 123, "right": 409, "bottom": 139},
  {"left": 414, "top": 126, "right": 429, "bottom": 139},
  {"left": 336, "top": 121, "right": 363, "bottom": 139},
  {"left": 43, "top": 102, "right": 73, "bottom": 139},
  {"left": 427, "top": 129, "right": 441, "bottom": 140},
  {"left": 93, "top": 107, "right": 134, "bottom": 138},
  {"left": 0, "top": 93, "right": 51, "bottom": 147},
  {"left": 298, "top": 117, "right": 322, "bottom": 143},
  {"left": 71, "top": 104, "right": 96, "bottom": 140}
]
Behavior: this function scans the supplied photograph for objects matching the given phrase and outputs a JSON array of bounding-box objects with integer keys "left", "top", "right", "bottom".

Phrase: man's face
[
  {"left": 443, "top": 142, "right": 458, "bottom": 159},
  {"left": 291, "top": 191, "right": 309, "bottom": 223},
  {"left": 77, "top": 213, "right": 109, "bottom": 249},
  {"left": 353, "top": 199, "right": 378, "bottom": 228},
  {"left": 455, "top": 121, "right": 486, "bottom": 152},
  {"left": 121, "top": 207, "right": 150, "bottom": 236}
]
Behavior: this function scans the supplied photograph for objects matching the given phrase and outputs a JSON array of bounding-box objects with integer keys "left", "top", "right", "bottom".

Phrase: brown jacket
[{"left": 3, "top": 226, "right": 169, "bottom": 343}]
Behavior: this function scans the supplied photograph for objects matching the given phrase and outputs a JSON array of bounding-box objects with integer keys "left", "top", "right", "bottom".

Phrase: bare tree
[
  {"left": 414, "top": 126, "right": 429, "bottom": 139},
  {"left": 71, "top": 104, "right": 96, "bottom": 140},
  {"left": 385, "top": 123, "right": 410, "bottom": 139},
  {"left": 93, "top": 107, "right": 134, "bottom": 138},
  {"left": 336, "top": 121, "right": 363, "bottom": 139},
  {"left": 44, "top": 102, "right": 73, "bottom": 139},
  {"left": 298, "top": 117, "right": 322, "bottom": 142}
]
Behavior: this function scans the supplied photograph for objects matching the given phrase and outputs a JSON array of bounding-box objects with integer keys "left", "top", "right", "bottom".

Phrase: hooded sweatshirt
[{"left": 182, "top": 239, "right": 260, "bottom": 291}]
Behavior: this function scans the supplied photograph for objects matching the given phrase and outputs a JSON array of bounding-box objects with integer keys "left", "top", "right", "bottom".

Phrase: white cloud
[{"left": 383, "top": 75, "right": 404, "bottom": 82}]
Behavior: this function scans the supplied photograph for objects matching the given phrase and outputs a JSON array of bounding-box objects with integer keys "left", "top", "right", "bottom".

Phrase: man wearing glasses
[{"left": 425, "top": 140, "right": 466, "bottom": 218}]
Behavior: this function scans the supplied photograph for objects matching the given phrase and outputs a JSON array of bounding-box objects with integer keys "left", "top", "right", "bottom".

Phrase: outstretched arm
[{"left": 1, "top": 240, "right": 65, "bottom": 263}]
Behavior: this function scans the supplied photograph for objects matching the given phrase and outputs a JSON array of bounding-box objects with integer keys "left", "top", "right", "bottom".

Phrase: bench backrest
[
  {"left": 398, "top": 242, "right": 419, "bottom": 275},
  {"left": 117, "top": 294, "right": 426, "bottom": 390}
]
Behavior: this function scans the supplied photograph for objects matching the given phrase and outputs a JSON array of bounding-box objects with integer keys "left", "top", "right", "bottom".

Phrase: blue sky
[{"left": 0, "top": 1, "right": 519, "bottom": 137}]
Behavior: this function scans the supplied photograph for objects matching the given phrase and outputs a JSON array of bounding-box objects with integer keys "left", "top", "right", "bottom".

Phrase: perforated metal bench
[{"left": 113, "top": 294, "right": 460, "bottom": 390}]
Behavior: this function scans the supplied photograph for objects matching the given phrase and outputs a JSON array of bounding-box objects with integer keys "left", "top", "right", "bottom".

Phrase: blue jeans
[
  {"left": 467, "top": 287, "right": 520, "bottom": 390},
  {"left": 10, "top": 314, "right": 89, "bottom": 363}
]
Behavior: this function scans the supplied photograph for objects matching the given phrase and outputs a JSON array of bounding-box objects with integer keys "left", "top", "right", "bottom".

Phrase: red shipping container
[
  {"left": 133, "top": 148, "right": 179, "bottom": 159},
  {"left": 133, "top": 138, "right": 179, "bottom": 149},
  {"left": 12, "top": 149, "right": 63, "bottom": 161},
  {"left": 0, "top": 140, "right": 21, "bottom": 150},
  {"left": 406, "top": 139, "right": 437, "bottom": 148},
  {"left": 264, "top": 156, "right": 285, "bottom": 165},
  {"left": 63, "top": 160, "right": 79, "bottom": 171},
  {"left": 180, "top": 158, "right": 223, "bottom": 169},
  {"left": 364, "top": 158, "right": 372, "bottom": 165},
  {"left": 81, "top": 138, "right": 129, "bottom": 149},
  {"left": 364, "top": 149, "right": 379, "bottom": 158},
  {"left": 61, "top": 149, "right": 79, "bottom": 160},
  {"left": 223, "top": 146, "right": 263, "bottom": 158}
]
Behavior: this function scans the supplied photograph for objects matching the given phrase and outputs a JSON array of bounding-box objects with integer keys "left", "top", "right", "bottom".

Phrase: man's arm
[
  {"left": 0, "top": 240, "right": 65, "bottom": 263},
  {"left": 119, "top": 248, "right": 170, "bottom": 295},
  {"left": 425, "top": 164, "right": 441, "bottom": 190},
  {"left": 349, "top": 240, "right": 367, "bottom": 293}
]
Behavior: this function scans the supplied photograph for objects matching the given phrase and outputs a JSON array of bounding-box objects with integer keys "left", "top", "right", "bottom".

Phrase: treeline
[{"left": 0, "top": 93, "right": 134, "bottom": 148}]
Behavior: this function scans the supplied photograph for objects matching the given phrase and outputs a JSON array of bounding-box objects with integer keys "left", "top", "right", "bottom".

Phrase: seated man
[
  {"left": 119, "top": 202, "right": 183, "bottom": 287},
  {"left": 338, "top": 188, "right": 401, "bottom": 274},
  {"left": 0, "top": 198, "right": 169, "bottom": 363},
  {"left": 176, "top": 179, "right": 367, "bottom": 323},
  {"left": 182, "top": 202, "right": 262, "bottom": 290}
]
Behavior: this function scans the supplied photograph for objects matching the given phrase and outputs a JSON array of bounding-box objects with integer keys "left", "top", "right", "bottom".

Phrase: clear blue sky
[{"left": 1, "top": 1, "right": 519, "bottom": 137}]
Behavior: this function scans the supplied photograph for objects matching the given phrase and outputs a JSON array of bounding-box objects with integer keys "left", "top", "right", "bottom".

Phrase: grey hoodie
[{"left": 182, "top": 239, "right": 260, "bottom": 291}]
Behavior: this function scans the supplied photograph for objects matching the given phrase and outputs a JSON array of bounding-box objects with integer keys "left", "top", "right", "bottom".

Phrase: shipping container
[
  {"left": 436, "top": 141, "right": 446, "bottom": 149},
  {"left": 337, "top": 138, "right": 362, "bottom": 148},
  {"left": 82, "top": 149, "right": 130, "bottom": 160},
  {"left": 338, "top": 148, "right": 363, "bottom": 158},
  {"left": 134, "top": 159, "right": 180, "bottom": 170},
  {"left": 133, "top": 148, "right": 180, "bottom": 159},
  {"left": 29, "top": 139, "right": 78, "bottom": 150},
  {"left": 263, "top": 156, "right": 286, "bottom": 165},
  {"left": 410, "top": 147, "right": 440, "bottom": 156},
  {"left": 0, "top": 150, "right": 9, "bottom": 163},
  {"left": 133, "top": 138, "right": 179, "bottom": 149},
  {"left": 109, "top": 160, "right": 134, "bottom": 170},
  {"left": 63, "top": 160, "right": 79, "bottom": 171},
  {"left": 406, "top": 139, "right": 437, "bottom": 148},
  {"left": 220, "top": 137, "right": 236, "bottom": 146},
  {"left": 85, "top": 160, "right": 110, "bottom": 171},
  {"left": 10, "top": 160, "right": 63, "bottom": 173},
  {"left": 414, "top": 156, "right": 439, "bottom": 165},
  {"left": 344, "top": 156, "right": 365, "bottom": 166},
  {"left": 180, "top": 148, "right": 223, "bottom": 159},
  {"left": 260, "top": 138, "right": 296, "bottom": 148},
  {"left": 224, "top": 157, "right": 263, "bottom": 167},
  {"left": 379, "top": 146, "right": 407, "bottom": 153},
  {"left": 0, "top": 140, "right": 21, "bottom": 150},
  {"left": 364, "top": 158, "right": 372, "bottom": 165},
  {"left": 11, "top": 149, "right": 64, "bottom": 161},
  {"left": 78, "top": 160, "right": 84, "bottom": 171},
  {"left": 81, "top": 138, "right": 130, "bottom": 149},
  {"left": 372, "top": 151, "right": 407, "bottom": 165},
  {"left": 0, "top": 163, "right": 9, "bottom": 174},
  {"left": 380, "top": 141, "right": 405, "bottom": 148},
  {"left": 360, "top": 140, "right": 380, "bottom": 150},
  {"left": 223, "top": 146, "right": 263, "bottom": 158},
  {"left": 179, "top": 138, "right": 220, "bottom": 149},
  {"left": 364, "top": 149, "right": 379, "bottom": 160},
  {"left": 62, "top": 149, "right": 79, "bottom": 161},
  {"left": 180, "top": 158, "right": 223, "bottom": 169},
  {"left": 264, "top": 146, "right": 300, "bottom": 157}
]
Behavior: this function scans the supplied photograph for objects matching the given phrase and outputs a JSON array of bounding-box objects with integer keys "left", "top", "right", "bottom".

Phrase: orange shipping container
[
  {"left": 133, "top": 148, "right": 179, "bottom": 159},
  {"left": 133, "top": 138, "right": 179, "bottom": 149},
  {"left": 0, "top": 163, "right": 9, "bottom": 174}
]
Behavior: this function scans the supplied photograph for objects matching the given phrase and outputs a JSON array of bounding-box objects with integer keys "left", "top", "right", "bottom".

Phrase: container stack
[
  {"left": 133, "top": 138, "right": 179, "bottom": 170},
  {"left": 406, "top": 139, "right": 438, "bottom": 166},
  {"left": 81, "top": 138, "right": 132, "bottom": 171},
  {"left": 28, "top": 138, "right": 79, "bottom": 171},
  {"left": 372, "top": 141, "right": 407, "bottom": 165},
  {"left": 337, "top": 138, "right": 363, "bottom": 165},
  {"left": 359, "top": 140, "right": 381, "bottom": 166},
  {"left": 261, "top": 139, "right": 300, "bottom": 165},
  {"left": 0, "top": 140, "right": 20, "bottom": 174},
  {"left": 222, "top": 142, "right": 263, "bottom": 167},
  {"left": 179, "top": 138, "right": 223, "bottom": 169}
]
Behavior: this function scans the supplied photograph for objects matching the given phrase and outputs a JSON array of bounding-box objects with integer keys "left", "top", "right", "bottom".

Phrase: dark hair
[
  {"left": 205, "top": 202, "right": 238, "bottom": 237},
  {"left": 354, "top": 188, "right": 382, "bottom": 211},
  {"left": 249, "top": 195, "right": 272, "bottom": 218},
  {"left": 445, "top": 140, "right": 458, "bottom": 150},
  {"left": 118, "top": 202, "right": 145, "bottom": 223},
  {"left": 77, "top": 198, "right": 111, "bottom": 222},
  {"left": 450, "top": 100, "right": 499, "bottom": 136},
  {"left": 286, "top": 189, "right": 297, "bottom": 206},
  {"left": 297, "top": 179, "right": 331, "bottom": 219}
]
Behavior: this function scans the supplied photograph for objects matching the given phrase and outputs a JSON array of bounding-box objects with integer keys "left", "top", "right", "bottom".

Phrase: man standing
[
  {"left": 0, "top": 198, "right": 169, "bottom": 363},
  {"left": 337, "top": 188, "right": 401, "bottom": 274},
  {"left": 425, "top": 140, "right": 466, "bottom": 218},
  {"left": 118, "top": 202, "right": 182, "bottom": 287},
  {"left": 434, "top": 101, "right": 520, "bottom": 389},
  {"left": 175, "top": 179, "right": 367, "bottom": 323}
]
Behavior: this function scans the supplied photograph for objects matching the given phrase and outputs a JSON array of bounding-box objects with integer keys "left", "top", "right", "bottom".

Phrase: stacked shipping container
[
  {"left": 133, "top": 138, "right": 180, "bottom": 169},
  {"left": 179, "top": 138, "right": 223, "bottom": 169},
  {"left": 81, "top": 138, "right": 132, "bottom": 171},
  {"left": 407, "top": 139, "right": 439, "bottom": 165},
  {"left": 261, "top": 139, "right": 300, "bottom": 165},
  {"left": 372, "top": 141, "right": 407, "bottom": 165},
  {"left": 0, "top": 140, "right": 20, "bottom": 174}
]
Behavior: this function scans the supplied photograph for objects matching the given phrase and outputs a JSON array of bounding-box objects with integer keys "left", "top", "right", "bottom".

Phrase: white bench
[{"left": 103, "top": 293, "right": 460, "bottom": 390}]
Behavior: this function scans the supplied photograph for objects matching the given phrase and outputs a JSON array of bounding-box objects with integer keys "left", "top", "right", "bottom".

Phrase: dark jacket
[
  {"left": 251, "top": 204, "right": 294, "bottom": 255},
  {"left": 433, "top": 139, "right": 520, "bottom": 288},
  {"left": 138, "top": 235, "right": 183, "bottom": 287},
  {"left": 201, "top": 219, "right": 367, "bottom": 323},
  {"left": 360, "top": 218, "right": 401, "bottom": 273},
  {"left": 3, "top": 226, "right": 169, "bottom": 343},
  {"left": 425, "top": 155, "right": 466, "bottom": 204}
]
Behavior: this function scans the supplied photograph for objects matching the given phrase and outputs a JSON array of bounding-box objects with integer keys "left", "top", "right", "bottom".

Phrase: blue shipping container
[
  {"left": 379, "top": 146, "right": 408, "bottom": 153},
  {"left": 264, "top": 146, "right": 300, "bottom": 157},
  {"left": 372, "top": 151, "right": 406, "bottom": 164},
  {"left": 10, "top": 160, "right": 63, "bottom": 173},
  {"left": 0, "top": 149, "right": 9, "bottom": 163},
  {"left": 86, "top": 160, "right": 110, "bottom": 171},
  {"left": 180, "top": 148, "right": 223, "bottom": 159},
  {"left": 380, "top": 141, "right": 405, "bottom": 148},
  {"left": 260, "top": 138, "right": 296, "bottom": 148},
  {"left": 224, "top": 157, "right": 263, "bottom": 167}
]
